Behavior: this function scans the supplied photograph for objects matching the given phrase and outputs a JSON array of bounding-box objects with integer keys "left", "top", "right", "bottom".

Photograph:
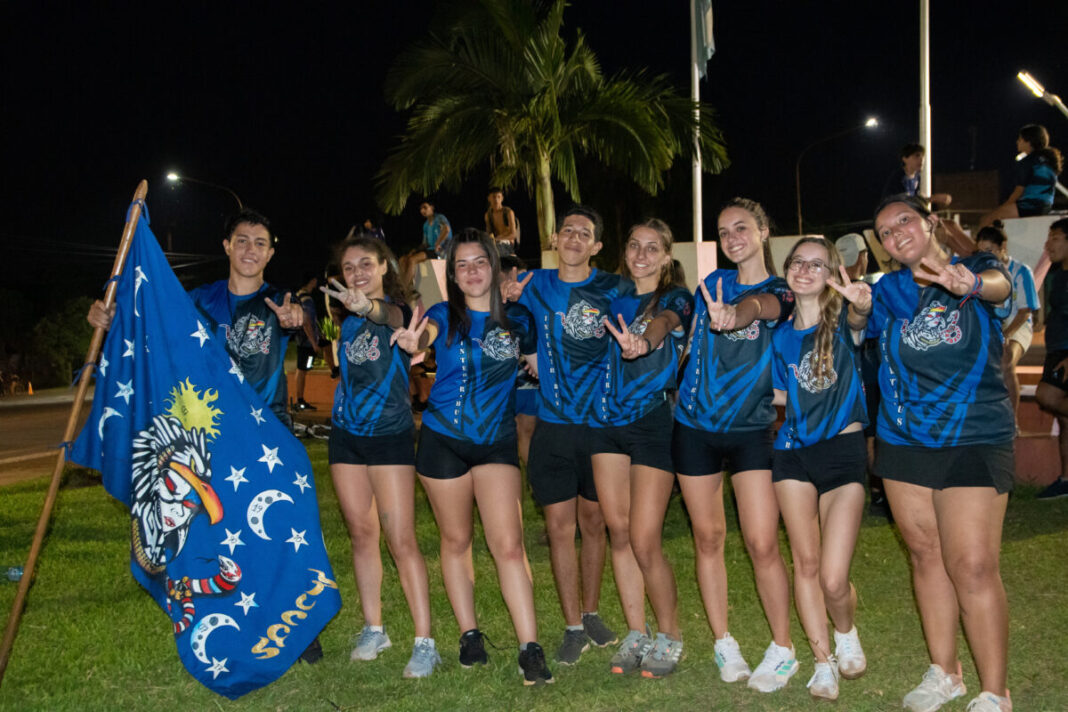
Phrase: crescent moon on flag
[
  {"left": 189, "top": 613, "right": 240, "bottom": 664},
  {"left": 247, "top": 489, "right": 294, "bottom": 540},
  {"left": 98, "top": 407, "right": 123, "bottom": 438},
  {"left": 134, "top": 265, "right": 148, "bottom": 316}
]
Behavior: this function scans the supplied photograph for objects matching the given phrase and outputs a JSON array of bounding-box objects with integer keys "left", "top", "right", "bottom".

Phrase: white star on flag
[
  {"left": 229, "top": 357, "right": 244, "bottom": 383},
  {"left": 234, "top": 592, "right": 259, "bottom": 615},
  {"left": 98, "top": 355, "right": 108, "bottom": 377},
  {"left": 191, "top": 320, "right": 210, "bottom": 347},
  {"left": 286, "top": 528, "right": 308, "bottom": 552},
  {"left": 207, "top": 657, "right": 229, "bottom": 679},
  {"left": 123, "top": 339, "right": 135, "bottom": 357},
  {"left": 250, "top": 407, "right": 266, "bottom": 425},
  {"left": 220, "top": 528, "right": 245, "bottom": 555},
  {"left": 293, "top": 473, "right": 311, "bottom": 494},
  {"left": 115, "top": 380, "right": 134, "bottom": 404},
  {"left": 225, "top": 466, "right": 248, "bottom": 491},
  {"left": 258, "top": 444, "right": 282, "bottom": 473}
]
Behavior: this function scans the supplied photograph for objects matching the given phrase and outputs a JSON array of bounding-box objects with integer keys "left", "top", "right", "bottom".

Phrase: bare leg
[
  {"left": 1001, "top": 341, "right": 1024, "bottom": 423},
  {"left": 817, "top": 483, "right": 865, "bottom": 635},
  {"left": 592, "top": 453, "right": 646, "bottom": 632},
  {"left": 516, "top": 414, "right": 537, "bottom": 466},
  {"left": 544, "top": 498, "right": 582, "bottom": 626},
  {"left": 296, "top": 368, "right": 308, "bottom": 401},
  {"left": 629, "top": 465, "right": 679, "bottom": 637},
  {"left": 775, "top": 479, "right": 830, "bottom": 659},
  {"left": 331, "top": 463, "right": 383, "bottom": 625},
  {"left": 419, "top": 473, "right": 477, "bottom": 633},
  {"left": 677, "top": 472, "right": 729, "bottom": 637},
  {"left": 733, "top": 469, "right": 792, "bottom": 647},
  {"left": 577, "top": 495, "right": 608, "bottom": 615}
]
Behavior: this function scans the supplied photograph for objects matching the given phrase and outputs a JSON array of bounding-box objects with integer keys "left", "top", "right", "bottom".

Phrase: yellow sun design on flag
[{"left": 164, "top": 378, "right": 223, "bottom": 438}]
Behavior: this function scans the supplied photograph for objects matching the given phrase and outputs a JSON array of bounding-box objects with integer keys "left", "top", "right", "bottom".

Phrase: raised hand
[
  {"left": 604, "top": 313, "right": 649, "bottom": 360},
  {"left": 827, "top": 265, "right": 872, "bottom": 313},
  {"left": 699, "top": 277, "right": 738, "bottom": 332},
  {"left": 321, "top": 277, "right": 372, "bottom": 315},
  {"left": 265, "top": 292, "right": 304, "bottom": 329},
  {"left": 390, "top": 306, "right": 429, "bottom": 353},
  {"left": 915, "top": 257, "right": 977, "bottom": 297},
  {"left": 503, "top": 270, "right": 533, "bottom": 302}
]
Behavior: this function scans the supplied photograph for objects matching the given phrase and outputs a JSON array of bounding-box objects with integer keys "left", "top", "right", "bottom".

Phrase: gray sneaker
[
  {"left": 556, "top": 628, "right": 590, "bottom": 665},
  {"left": 640, "top": 632, "right": 683, "bottom": 678},
  {"left": 582, "top": 612, "right": 618, "bottom": 647},
  {"left": 351, "top": 625, "right": 392, "bottom": 661},
  {"left": 403, "top": 638, "right": 441, "bottom": 678},
  {"left": 610, "top": 629, "right": 653, "bottom": 675}
]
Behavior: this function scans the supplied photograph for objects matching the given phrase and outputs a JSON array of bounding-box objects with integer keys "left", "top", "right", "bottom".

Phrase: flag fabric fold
[
  {"left": 69, "top": 211, "right": 340, "bottom": 699},
  {"left": 695, "top": 0, "right": 715, "bottom": 78}
]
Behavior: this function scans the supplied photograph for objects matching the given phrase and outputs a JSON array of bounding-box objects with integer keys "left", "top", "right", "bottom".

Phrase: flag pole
[
  {"left": 690, "top": 0, "right": 703, "bottom": 243},
  {"left": 0, "top": 180, "right": 149, "bottom": 686}
]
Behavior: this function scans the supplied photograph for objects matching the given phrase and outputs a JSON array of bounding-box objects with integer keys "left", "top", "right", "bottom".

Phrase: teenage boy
[
  {"left": 505, "top": 206, "right": 631, "bottom": 664},
  {"left": 882, "top": 143, "right": 952, "bottom": 208}
]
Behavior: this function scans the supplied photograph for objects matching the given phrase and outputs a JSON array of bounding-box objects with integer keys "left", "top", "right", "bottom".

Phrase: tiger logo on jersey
[
  {"left": 900, "top": 301, "right": 962, "bottom": 351},
  {"left": 475, "top": 327, "right": 520, "bottom": 362},
  {"left": 345, "top": 331, "right": 381, "bottom": 364},
  {"left": 226, "top": 314, "right": 272, "bottom": 357},
  {"left": 789, "top": 349, "right": 837, "bottom": 393},
  {"left": 723, "top": 320, "right": 761, "bottom": 341},
  {"left": 558, "top": 300, "right": 606, "bottom": 340}
]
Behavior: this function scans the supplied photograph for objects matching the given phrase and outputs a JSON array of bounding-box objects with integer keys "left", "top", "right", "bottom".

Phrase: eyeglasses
[{"left": 787, "top": 258, "right": 830, "bottom": 274}]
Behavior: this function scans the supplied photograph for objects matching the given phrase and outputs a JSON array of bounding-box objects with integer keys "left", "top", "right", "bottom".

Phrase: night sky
[{"left": 3, "top": 1, "right": 1066, "bottom": 300}]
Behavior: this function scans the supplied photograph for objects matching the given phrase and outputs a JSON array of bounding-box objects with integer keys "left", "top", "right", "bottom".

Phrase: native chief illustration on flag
[{"left": 69, "top": 207, "right": 340, "bottom": 699}]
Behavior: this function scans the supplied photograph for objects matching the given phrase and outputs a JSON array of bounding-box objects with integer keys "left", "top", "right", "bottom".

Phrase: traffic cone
[{"left": 27, "top": 381, "right": 33, "bottom": 395}]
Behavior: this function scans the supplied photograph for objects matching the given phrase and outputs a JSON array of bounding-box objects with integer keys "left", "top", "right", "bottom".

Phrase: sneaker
[
  {"left": 714, "top": 633, "right": 751, "bottom": 682},
  {"left": 582, "top": 612, "right": 618, "bottom": 647},
  {"left": 747, "top": 641, "right": 799, "bottom": 692},
  {"left": 610, "top": 629, "right": 653, "bottom": 675},
  {"left": 965, "top": 691, "right": 1012, "bottom": 712},
  {"left": 459, "top": 628, "right": 489, "bottom": 667},
  {"left": 1037, "top": 478, "right": 1068, "bottom": 500},
  {"left": 518, "top": 642, "right": 555, "bottom": 686},
  {"left": 351, "top": 625, "right": 392, "bottom": 661},
  {"left": 806, "top": 658, "right": 840, "bottom": 701},
  {"left": 903, "top": 664, "right": 967, "bottom": 712},
  {"left": 299, "top": 636, "right": 323, "bottom": 664},
  {"left": 640, "top": 633, "right": 683, "bottom": 679},
  {"left": 403, "top": 638, "right": 441, "bottom": 678},
  {"left": 556, "top": 628, "right": 590, "bottom": 665},
  {"left": 296, "top": 398, "right": 317, "bottom": 411},
  {"left": 330, "top": 366, "right": 340, "bottom": 379},
  {"left": 834, "top": 626, "right": 867, "bottom": 679}
]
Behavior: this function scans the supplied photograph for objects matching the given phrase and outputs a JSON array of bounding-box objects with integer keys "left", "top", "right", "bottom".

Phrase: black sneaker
[
  {"left": 296, "top": 398, "right": 317, "bottom": 411},
  {"left": 299, "top": 636, "right": 323, "bottom": 664},
  {"left": 459, "top": 628, "right": 489, "bottom": 667},
  {"left": 330, "top": 366, "right": 340, "bottom": 379},
  {"left": 518, "top": 642, "right": 554, "bottom": 686},
  {"left": 582, "top": 612, "right": 617, "bottom": 647},
  {"left": 1037, "top": 478, "right": 1068, "bottom": 500},
  {"left": 555, "top": 628, "right": 589, "bottom": 665}
]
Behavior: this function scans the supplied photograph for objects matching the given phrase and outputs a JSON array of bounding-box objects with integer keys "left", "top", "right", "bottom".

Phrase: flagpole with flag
[
  {"left": 0, "top": 180, "right": 148, "bottom": 686},
  {"left": 692, "top": 0, "right": 715, "bottom": 243}
]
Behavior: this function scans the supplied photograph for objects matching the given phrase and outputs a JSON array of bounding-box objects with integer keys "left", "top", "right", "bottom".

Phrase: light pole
[
  {"left": 166, "top": 171, "right": 244, "bottom": 211},
  {"left": 1017, "top": 71, "right": 1068, "bottom": 120},
  {"left": 795, "top": 117, "right": 878, "bottom": 235}
]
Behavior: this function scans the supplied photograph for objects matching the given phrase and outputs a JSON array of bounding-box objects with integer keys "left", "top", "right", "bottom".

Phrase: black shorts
[
  {"left": 1041, "top": 349, "right": 1068, "bottom": 392},
  {"left": 874, "top": 439, "right": 1014, "bottom": 494},
  {"left": 772, "top": 431, "right": 867, "bottom": 495},
  {"left": 328, "top": 426, "right": 416, "bottom": 467},
  {"left": 516, "top": 388, "right": 538, "bottom": 417},
  {"left": 527, "top": 421, "right": 597, "bottom": 505},
  {"left": 673, "top": 422, "right": 774, "bottom": 477},
  {"left": 416, "top": 426, "right": 519, "bottom": 479},
  {"left": 297, "top": 344, "right": 316, "bottom": 371},
  {"left": 589, "top": 402, "right": 674, "bottom": 473}
]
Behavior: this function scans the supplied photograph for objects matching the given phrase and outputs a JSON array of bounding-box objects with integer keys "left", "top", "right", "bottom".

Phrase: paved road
[{"left": 0, "top": 399, "right": 91, "bottom": 486}]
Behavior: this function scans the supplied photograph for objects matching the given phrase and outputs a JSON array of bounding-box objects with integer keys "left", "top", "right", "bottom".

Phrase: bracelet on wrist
[
  {"left": 960, "top": 273, "right": 983, "bottom": 305},
  {"left": 642, "top": 337, "right": 653, "bottom": 354}
]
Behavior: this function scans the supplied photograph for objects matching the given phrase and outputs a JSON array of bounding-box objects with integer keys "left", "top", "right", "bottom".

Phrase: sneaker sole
[
  {"left": 588, "top": 637, "right": 618, "bottom": 648},
  {"left": 556, "top": 642, "right": 590, "bottom": 665},
  {"left": 719, "top": 668, "right": 751, "bottom": 683},
  {"left": 351, "top": 643, "right": 391, "bottom": 661},
  {"left": 809, "top": 688, "right": 839, "bottom": 702},
  {"left": 610, "top": 663, "right": 638, "bottom": 675},
  {"left": 460, "top": 659, "right": 488, "bottom": 668},
  {"left": 748, "top": 666, "right": 799, "bottom": 693},
  {"left": 839, "top": 665, "right": 866, "bottom": 680},
  {"left": 640, "top": 667, "right": 677, "bottom": 679}
]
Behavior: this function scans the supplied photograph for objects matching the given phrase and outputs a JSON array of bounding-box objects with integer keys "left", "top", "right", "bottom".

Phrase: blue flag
[
  {"left": 695, "top": 0, "right": 715, "bottom": 79},
  {"left": 69, "top": 207, "right": 341, "bottom": 699}
]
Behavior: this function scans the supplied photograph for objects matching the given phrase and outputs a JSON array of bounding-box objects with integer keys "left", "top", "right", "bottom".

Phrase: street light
[
  {"left": 166, "top": 171, "right": 244, "bottom": 210},
  {"left": 1017, "top": 71, "right": 1068, "bottom": 120},
  {"left": 795, "top": 117, "right": 879, "bottom": 235}
]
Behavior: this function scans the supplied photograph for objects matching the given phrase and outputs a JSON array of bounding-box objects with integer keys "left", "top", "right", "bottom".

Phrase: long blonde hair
[{"left": 784, "top": 237, "right": 843, "bottom": 385}]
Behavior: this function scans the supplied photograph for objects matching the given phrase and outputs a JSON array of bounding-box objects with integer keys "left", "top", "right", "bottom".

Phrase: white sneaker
[
  {"left": 903, "top": 664, "right": 967, "bottom": 712},
  {"left": 834, "top": 625, "right": 867, "bottom": 679},
  {"left": 965, "top": 691, "right": 1012, "bottom": 712},
  {"left": 351, "top": 625, "right": 392, "bottom": 661},
  {"left": 713, "top": 633, "right": 751, "bottom": 682},
  {"left": 747, "top": 641, "right": 798, "bottom": 692},
  {"left": 807, "top": 657, "right": 840, "bottom": 701}
]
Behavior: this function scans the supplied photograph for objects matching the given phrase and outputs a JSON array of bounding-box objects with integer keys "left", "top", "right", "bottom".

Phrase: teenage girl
[
  {"left": 321, "top": 236, "right": 438, "bottom": 678},
  {"left": 393, "top": 228, "right": 553, "bottom": 686},
  {"left": 593, "top": 219, "right": 693, "bottom": 678},
  {"left": 771, "top": 237, "right": 871, "bottom": 701},
  {"left": 673, "top": 197, "right": 798, "bottom": 693},
  {"left": 980, "top": 123, "right": 1063, "bottom": 228},
  {"left": 871, "top": 195, "right": 1013, "bottom": 712}
]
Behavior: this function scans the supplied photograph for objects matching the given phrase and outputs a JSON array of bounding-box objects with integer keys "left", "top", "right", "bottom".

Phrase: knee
[
  {"left": 944, "top": 553, "right": 1000, "bottom": 593},
  {"left": 602, "top": 512, "right": 631, "bottom": 549},
  {"left": 692, "top": 523, "right": 727, "bottom": 558},
  {"left": 1035, "top": 386, "right": 1061, "bottom": 414},
  {"left": 577, "top": 505, "right": 605, "bottom": 534},
  {"left": 792, "top": 550, "right": 821, "bottom": 582},
  {"left": 488, "top": 534, "right": 526, "bottom": 565},
  {"left": 440, "top": 530, "right": 472, "bottom": 558},
  {"left": 819, "top": 570, "right": 852, "bottom": 603},
  {"left": 546, "top": 518, "right": 576, "bottom": 547},
  {"left": 348, "top": 520, "right": 380, "bottom": 553},
  {"left": 744, "top": 534, "right": 782, "bottom": 569},
  {"left": 630, "top": 532, "right": 660, "bottom": 567},
  {"left": 903, "top": 532, "right": 943, "bottom": 570}
]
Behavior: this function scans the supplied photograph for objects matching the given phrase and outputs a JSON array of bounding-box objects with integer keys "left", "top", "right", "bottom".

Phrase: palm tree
[{"left": 377, "top": 0, "right": 729, "bottom": 249}]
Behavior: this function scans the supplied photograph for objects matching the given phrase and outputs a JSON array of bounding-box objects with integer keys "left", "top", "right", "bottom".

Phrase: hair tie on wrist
[
  {"left": 961, "top": 273, "right": 983, "bottom": 305},
  {"left": 643, "top": 337, "right": 652, "bottom": 354}
]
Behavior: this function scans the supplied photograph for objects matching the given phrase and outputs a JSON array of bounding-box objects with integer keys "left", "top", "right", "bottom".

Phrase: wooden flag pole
[{"left": 0, "top": 180, "right": 148, "bottom": 685}]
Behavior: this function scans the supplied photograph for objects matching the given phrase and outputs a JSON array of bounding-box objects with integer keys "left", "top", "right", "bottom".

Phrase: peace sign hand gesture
[
  {"left": 264, "top": 292, "right": 304, "bottom": 329},
  {"left": 915, "top": 257, "right": 976, "bottom": 297},
  {"left": 322, "top": 277, "right": 372, "bottom": 315},
  {"left": 700, "top": 278, "right": 738, "bottom": 332},
  {"left": 604, "top": 313, "right": 649, "bottom": 360},
  {"left": 503, "top": 269, "right": 533, "bottom": 302},
  {"left": 390, "top": 306, "right": 429, "bottom": 354},
  {"left": 826, "top": 265, "right": 872, "bottom": 313}
]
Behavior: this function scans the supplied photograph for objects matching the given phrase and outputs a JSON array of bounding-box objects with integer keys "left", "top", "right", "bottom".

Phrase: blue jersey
[
  {"left": 601, "top": 286, "right": 693, "bottom": 426},
  {"left": 332, "top": 302, "right": 414, "bottom": 436},
  {"left": 1003, "top": 257, "right": 1040, "bottom": 329},
  {"left": 187, "top": 280, "right": 292, "bottom": 425},
  {"left": 1015, "top": 153, "right": 1058, "bottom": 213},
  {"left": 772, "top": 306, "right": 868, "bottom": 449},
  {"left": 867, "top": 253, "right": 1013, "bottom": 447},
  {"left": 676, "top": 270, "right": 795, "bottom": 432},
  {"left": 422, "top": 301, "right": 536, "bottom": 444},
  {"left": 517, "top": 268, "right": 634, "bottom": 426}
]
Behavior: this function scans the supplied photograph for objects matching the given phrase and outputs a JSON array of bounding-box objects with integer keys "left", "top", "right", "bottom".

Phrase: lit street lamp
[
  {"left": 795, "top": 117, "right": 878, "bottom": 235},
  {"left": 1017, "top": 71, "right": 1068, "bottom": 120},
  {"left": 166, "top": 171, "right": 244, "bottom": 210}
]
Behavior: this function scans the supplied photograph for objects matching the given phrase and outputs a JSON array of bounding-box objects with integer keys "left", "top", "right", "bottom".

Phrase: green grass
[{"left": 1, "top": 445, "right": 1067, "bottom": 711}]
